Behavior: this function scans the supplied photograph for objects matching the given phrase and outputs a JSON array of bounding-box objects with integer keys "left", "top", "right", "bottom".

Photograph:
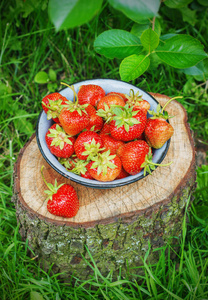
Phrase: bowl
[{"left": 36, "top": 78, "right": 170, "bottom": 189}]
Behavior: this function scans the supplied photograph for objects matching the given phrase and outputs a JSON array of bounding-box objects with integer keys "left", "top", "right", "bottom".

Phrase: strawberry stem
[
  {"left": 161, "top": 96, "right": 183, "bottom": 114},
  {"left": 146, "top": 159, "right": 173, "bottom": 167},
  {"left": 61, "top": 82, "right": 78, "bottom": 104}
]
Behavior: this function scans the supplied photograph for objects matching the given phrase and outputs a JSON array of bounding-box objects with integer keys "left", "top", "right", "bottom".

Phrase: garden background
[{"left": 0, "top": 0, "right": 208, "bottom": 299}]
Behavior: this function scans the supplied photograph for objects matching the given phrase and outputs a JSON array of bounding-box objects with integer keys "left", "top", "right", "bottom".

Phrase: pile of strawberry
[{"left": 42, "top": 83, "right": 174, "bottom": 183}]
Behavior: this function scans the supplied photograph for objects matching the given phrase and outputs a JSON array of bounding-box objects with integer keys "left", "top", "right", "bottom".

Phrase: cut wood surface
[
  {"left": 13, "top": 93, "right": 196, "bottom": 279},
  {"left": 14, "top": 93, "right": 195, "bottom": 228}
]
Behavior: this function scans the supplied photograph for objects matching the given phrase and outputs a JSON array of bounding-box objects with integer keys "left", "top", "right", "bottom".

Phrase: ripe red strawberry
[
  {"left": 107, "top": 92, "right": 128, "bottom": 102},
  {"left": 116, "top": 167, "right": 129, "bottom": 179},
  {"left": 100, "top": 122, "right": 111, "bottom": 135},
  {"left": 97, "top": 94, "right": 125, "bottom": 110},
  {"left": 59, "top": 84, "right": 90, "bottom": 136},
  {"left": 118, "top": 140, "right": 150, "bottom": 175},
  {"left": 119, "top": 140, "right": 172, "bottom": 175},
  {"left": 125, "top": 89, "right": 150, "bottom": 114},
  {"left": 42, "top": 92, "right": 68, "bottom": 123},
  {"left": 100, "top": 133, "right": 124, "bottom": 155},
  {"left": 74, "top": 131, "right": 104, "bottom": 160},
  {"left": 77, "top": 84, "right": 105, "bottom": 107},
  {"left": 109, "top": 104, "right": 147, "bottom": 142},
  {"left": 87, "top": 150, "right": 122, "bottom": 181},
  {"left": 41, "top": 166, "right": 79, "bottom": 218},
  {"left": 85, "top": 104, "right": 103, "bottom": 132},
  {"left": 45, "top": 124, "right": 75, "bottom": 158},
  {"left": 144, "top": 101, "right": 174, "bottom": 149}
]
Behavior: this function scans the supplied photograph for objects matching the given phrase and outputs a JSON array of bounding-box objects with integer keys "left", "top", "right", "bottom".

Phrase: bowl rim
[{"left": 36, "top": 78, "right": 171, "bottom": 189}]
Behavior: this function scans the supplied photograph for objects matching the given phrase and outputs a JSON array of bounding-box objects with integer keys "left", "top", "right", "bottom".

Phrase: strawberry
[
  {"left": 87, "top": 150, "right": 122, "bottom": 181},
  {"left": 45, "top": 124, "right": 75, "bottom": 158},
  {"left": 119, "top": 140, "right": 172, "bottom": 175},
  {"left": 71, "top": 159, "right": 94, "bottom": 179},
  {"left": 59, "top": 84, "right": 90, "bottom": 136},
  {"left": 85, "top": 104, "right": 103, "bottom": 132},
  {"left": 144, "top": 98, "right": 176, "bottom": 149},
  {"left": 107, "top": 92, "right": 128, "bottom": 102},
  {"left": 125, "top": 89, "right": 150, "bottom": 114},
  {"left": 77, "top": 84, "right": 105, "bottom": 107},
  {"left": 74, "top": 131, "right": 104, "bottom": 161},
  {"left": 97, "top": 94, "right": 125, "bottom": 110},
  {"left": 41, "top": 166, "right": 79, "bottom": 218},
  {"left": 118, "top": 140, "right": 150, "bottom": 175},
  {"left": 109, "top": 104, "right": 147, "bottom": 142},
  {"left": 42, "top": 92, "right": 68, "bottom": 123},
  {"left": 100, "top": 122, "right": 111, "bottom": 135},
  {"left": 116, "top": 167, "right": 129, "bottom": 179},
  {"left": 100, "top": 133, "right": 124, "bottom": 155}
]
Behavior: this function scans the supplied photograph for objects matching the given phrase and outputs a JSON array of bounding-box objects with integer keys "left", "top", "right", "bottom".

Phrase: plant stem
[{"left": 161, "top": 96, "right": 183, "bottom": 113}]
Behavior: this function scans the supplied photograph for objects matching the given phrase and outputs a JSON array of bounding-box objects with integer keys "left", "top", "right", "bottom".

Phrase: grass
[{"left": 0, "top": 1, "right": 208, "bottom": 299}]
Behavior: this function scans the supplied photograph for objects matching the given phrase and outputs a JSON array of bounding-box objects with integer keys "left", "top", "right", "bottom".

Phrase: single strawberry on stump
[
  {"left": 144, "top": 96, "right": 182, "bottom": 149},
  {"left": 87, "top": 150, "right": 122, "bottom": 182},
  {"left": 59, "top": 83, "right": 90, "bottom": 136},
  {"left": 45, "top": 124, "right": 75, "bottom": 158},
  {"left": 41, "top": 166, "right": 79, "bottom": 218},
  {"left": 77, "top": 84, "right": 105, "bottom": 107},
  {"left": 109, "top": 104, "right": 147, "bottom": 142},
  {"left": 42, "top": 92, "right": 68, "bottom": 123}
]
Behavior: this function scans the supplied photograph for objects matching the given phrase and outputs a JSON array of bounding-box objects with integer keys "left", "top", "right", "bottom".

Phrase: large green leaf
[
  {"left": 164, "top": 0, "right": 192, "bottom": 8},
  {"left": 119, "top": 54, "right": 150, "bottom": 81},
  {"left": 155, "top": 35, "right": 208, "bottom": 69},
  {"left": 94, "top": 29, "right": 143, "bottom": 59},
  {"left": 180, "top": 58, "right": 208, "bottom": 81},
  {"left": 107, "top": 0, "right": 161, "bottom": 23},
  {"left": 140, "top": 28, "right": 159, "bottom": 52},
  {"left": 48, "top": 0, "right": 103, "bottom": 31}
]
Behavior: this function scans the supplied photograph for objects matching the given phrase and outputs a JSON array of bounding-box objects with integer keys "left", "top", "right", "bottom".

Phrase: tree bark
[{"left": 12, "top": 94, "right": 196, "bottom": 280}]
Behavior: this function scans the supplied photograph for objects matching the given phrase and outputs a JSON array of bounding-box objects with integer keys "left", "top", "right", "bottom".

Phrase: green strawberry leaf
[
  {"left": 155, "top": 35, "right": 208, "bottom": 69},
  {"left": 120, "top": 54, "right": 150, "bottom": 81},
  {"left": 140, "top": 28, "right": 159, "bottom": 53},
  {"left": 48, "top": 0, "right": 103, "bottom": 31},
  {"left": 94, "top": 29, "right": 143, "bottom": 59},
  {"left": 107, "top": 0, "right": 161, "bottom": 23}
]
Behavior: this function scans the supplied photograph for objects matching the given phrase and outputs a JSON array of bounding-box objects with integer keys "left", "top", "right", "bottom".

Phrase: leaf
[
  {"left": 164, "top": 0, "right": 192, "bottom": 8},
  {"left": 30, "top": 291, "right": 45, "bottom": 300},
  {"left": 155, "top": 35, "right": 208, "bottom": 69},
  {"left": 107, "top": 0, "right": 161, "bottom": 23},
  {"left": 119, "top": 54, "right": 150, "bottom": 81},
  {"left": 178, "top": 6, "right": 197, "bottom": 26},
  {"left": 195, "top": 165, "right": 208, "bottom": 201},
  {"left": 140, "top": 28, "right": 159, "bottom": 52},
  {"left": 48, "top": 0, "right": 103, "bottom": 31},
  {"left": 131, "top": 18, "right": 161, "bottom": 38},
  {"left": 34, "top": 71, "right": 49, "bottom": 84},
  {"left": 180, "top": 58, "right": 208, "bottom": 81},
  {"left": 94, "top": 29, "right": 143, "bottom": 59},
  {"left": 48, "top": 69, "right": 57, "bottom": 82},
  {"left": 197, "top": 0, "right": 208, "bottom": 6}
]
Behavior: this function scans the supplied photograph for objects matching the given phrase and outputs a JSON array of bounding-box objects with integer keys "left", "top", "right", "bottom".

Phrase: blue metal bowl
[{"left": 36, "top": 79, "right": 170, "bottom": 189}]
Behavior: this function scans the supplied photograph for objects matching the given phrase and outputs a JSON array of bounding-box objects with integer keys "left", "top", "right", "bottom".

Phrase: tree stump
[{"left": 13, "top": 93, "right": 196, "bottom": 280}]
